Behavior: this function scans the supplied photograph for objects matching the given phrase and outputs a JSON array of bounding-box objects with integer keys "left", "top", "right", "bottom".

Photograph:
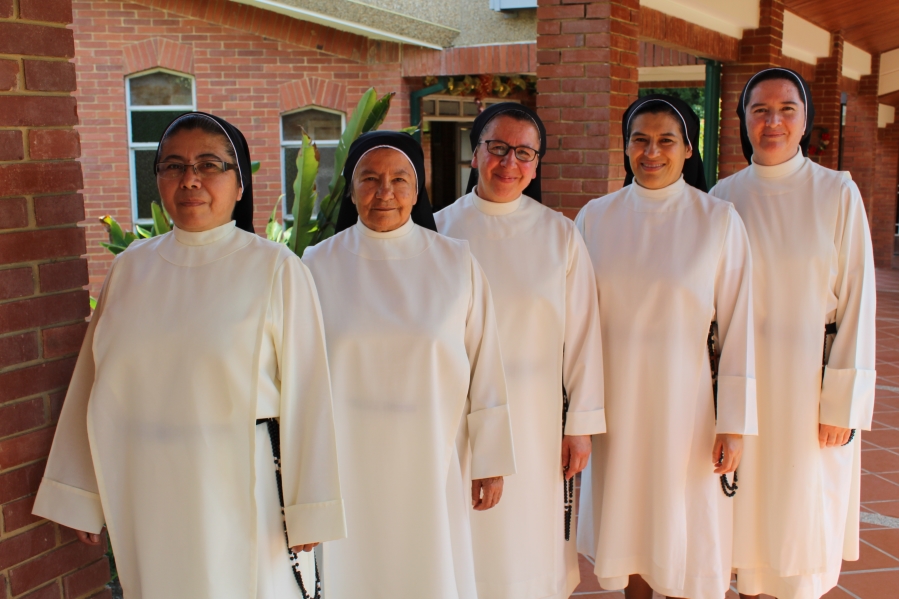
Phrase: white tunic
[
  {"left": 710, "top": 151, "right": 876, "bottom": 599},
  {"left": 575, "top": 178, "right": 757, "bottom": 599},
  {"left": 435, "top": 192, "right": 605, "bottom": 599},
  {"left": 302, "top": 219, "right": 517, "bottom": 599},
  {"left": 33, "top": 222, "right": 346, "bottom": 599}
]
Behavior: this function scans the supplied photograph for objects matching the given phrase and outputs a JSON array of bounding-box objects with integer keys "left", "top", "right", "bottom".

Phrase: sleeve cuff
[
  {"left": 820, "top": 367, "right": 877, "bottom": 429},
  {"left": 284, "top": 499, "right": 347, "bottom": 547},
  {"left": 32, "top": 477, "right": 105, "bottom": 534},
  {"left": 468, "top": 404, "right": 517, "bottom": 480},
  {"left": 564, "top": 408, "right": 606, "bottom": 436},
  {"left": 715, "top": 375, "right": 759, "bottom": 435}
]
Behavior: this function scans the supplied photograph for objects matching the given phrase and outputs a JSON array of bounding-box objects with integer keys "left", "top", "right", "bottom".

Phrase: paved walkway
[{"left": 571, "top": 267, "right": 899, "bottom": 599}]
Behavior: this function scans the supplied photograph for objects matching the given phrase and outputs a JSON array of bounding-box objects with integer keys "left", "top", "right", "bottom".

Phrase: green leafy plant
[
  {"left": 99, "top": 202, "right": 172, "bottom": 254},
  {"left": 273, "top": 87, "right": 418, "bottom": 257}
]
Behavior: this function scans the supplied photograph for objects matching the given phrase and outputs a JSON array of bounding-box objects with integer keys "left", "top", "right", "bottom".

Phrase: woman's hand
[
  {"left": 290, "top": 542, "right": 320, "bottom": 553},
  {"left": 712, "top": 434, "right": 743, "bottom": 474},
  {"left": 819, "top": 424, "right": 852, "bottom": 448},
  {"left": 74, "top": 529, "right": 102, "bottom": 546},
  {"left": 472, "top": 477, "right": 503, "bottom": 511},
  {"left": 561, "top": 434, "right": 592, "bottom": 481}
]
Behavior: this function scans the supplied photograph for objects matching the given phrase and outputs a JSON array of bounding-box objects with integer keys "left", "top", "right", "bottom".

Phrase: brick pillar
[
  {"left": 718, "top": 0, "right": 785, "bottom": 178},
  {"left": 811, "top": 32, "right": 844, "bottom": 170},
  {"left": 842, "top": 55, "right": 880, "bottom": 225},
  {"left": 536, "top": 0, "right": 639, "bottom": 217},
  {"left": 872, "top": 120, "right": 899, "bottom": 268},
  {"left": 0, "top": 0, "right": 111, "bottom": 598}
]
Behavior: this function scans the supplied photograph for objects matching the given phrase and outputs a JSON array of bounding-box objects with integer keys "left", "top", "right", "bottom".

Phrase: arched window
[
  {"left": 126, "top": 70, "right": 196, "bottom": 224},
  {"left": 281, "top": 108, "right": 345, "bottom": 223}
]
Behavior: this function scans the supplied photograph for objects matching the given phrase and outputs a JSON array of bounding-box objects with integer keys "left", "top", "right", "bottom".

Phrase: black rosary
[
  {"left": 562, "top": 387, "right": 575, "bottom": 540},
  {"left": 708, "top": 323, "right": 738, "bottom": 498},
  {"left": 257, "top": 418, "right": 321, "bottom": 599}
]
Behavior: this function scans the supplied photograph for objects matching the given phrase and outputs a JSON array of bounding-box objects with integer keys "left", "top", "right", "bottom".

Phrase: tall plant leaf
[
  {"left": 287, "top": 133, "right": 320, "bottom": 255},
  {"left": 361, "top": 92, "right": 394, "bottom": 133},
  {"left": 266, "top": 195, "right": 287, "bottom": 244},
  {"left": 151, "top": 202, "right": 172, "bottom": 235}
]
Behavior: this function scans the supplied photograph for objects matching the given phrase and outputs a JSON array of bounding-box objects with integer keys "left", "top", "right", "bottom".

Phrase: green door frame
[
  {"left": 410, "top": 77, "right": 449, "bottom": 142},
  {"left": 703, "top": 59, "right": 722, "bottom": 187}
]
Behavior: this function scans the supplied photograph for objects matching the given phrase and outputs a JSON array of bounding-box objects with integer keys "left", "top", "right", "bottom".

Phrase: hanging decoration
[
  {"left": 424, "top": 74, "right": 537, "bottom": 100},
  {"left": 808, "top": 126, "right": 832, "bottom": 156}
]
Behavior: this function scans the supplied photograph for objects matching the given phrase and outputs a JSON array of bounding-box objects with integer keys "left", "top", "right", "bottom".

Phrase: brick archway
[
  {"left": 279, "top": 78, "right": 347, "bottom": 114},
  {"left": 122, "top": 38, "right": 194, "bottom": 76}
]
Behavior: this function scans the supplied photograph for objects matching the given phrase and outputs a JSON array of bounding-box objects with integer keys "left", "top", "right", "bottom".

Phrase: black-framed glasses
[
  {"left": 479, "top": 140, "right": 539, "bottom": 162},
  {"left": 155, "top": 161, "right": 236, "bottom": 179}
]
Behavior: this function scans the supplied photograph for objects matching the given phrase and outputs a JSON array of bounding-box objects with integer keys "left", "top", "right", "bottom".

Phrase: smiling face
[
  {"left": 351, "top": 147, "right": 418, "bottom": 232},
  {"left": 745, "top": 78, "right": 806, "bottom": 166},
  {"left": 472, "top": 114, "right": 540, "bottom": 203},
  {"left": 625, "top": 111, "right": 692, "bottom": 190},
  {"left": 156, "top": 128, "right": 243, "bottom": 232}
]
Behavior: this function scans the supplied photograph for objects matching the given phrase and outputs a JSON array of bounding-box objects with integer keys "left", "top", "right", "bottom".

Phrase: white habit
[
  {"left": 435, "top": 192, "right": 605, "bottom": 599},
  {"left": 710, "top": 150, "right": 876, "bottom": 599},
  {"left": 575, "top": 177, "right": 757, "bottom": 599},
  {"left": 33, "top": 222, "right": 346, "bottom": 599},
  {"left": 302, "top": 219, "right": 517, "bottom": 599}
]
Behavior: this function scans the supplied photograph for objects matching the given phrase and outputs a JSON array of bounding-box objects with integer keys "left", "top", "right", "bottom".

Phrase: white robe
[
  {"left": 302, "top": 218, "right": 517, "bottom": 599},
  {"left": 710, "top": 150, "right": 876, "bottom": 599},
  {"left": 575, "top": 177, "right": 757, "bottom": 599},
  {"left": 33, "top": 222, "right": 346, "bottom": 599},
  {"left": 435, "top": 192, "right": 606, "bottom": 599}
]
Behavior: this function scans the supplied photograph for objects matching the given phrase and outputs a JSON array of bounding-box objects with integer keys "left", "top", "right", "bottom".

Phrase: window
[
  {"left": 126, "top": 70, "right": 196, "bottom": 224},
  {"left": 281, "top": 108, "right": 345, "bottom": 223}
]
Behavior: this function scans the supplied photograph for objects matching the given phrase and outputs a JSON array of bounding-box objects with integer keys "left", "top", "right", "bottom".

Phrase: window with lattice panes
[
  {"left": 281, "top": 108, "right": 345, "bottom": 224},
  {"left": 126, "top": 70, "right": 196, "bottom": 224}
]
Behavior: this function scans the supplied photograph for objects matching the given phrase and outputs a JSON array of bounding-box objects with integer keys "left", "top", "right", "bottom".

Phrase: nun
[
  {"left": 301, "top": 131, "right": 516, "bottom": 599},
  {"left": 709, "top": 68, "right": 876, "bottom": 599},
  {"left": 435, "top": 102, "right": 605, "bottom": 599},
  {"left": 32, "top": 112, "right": 346, "bottom": 599},
  {"left": 575, "top": 95, "right": 757, "bottom": 599}
]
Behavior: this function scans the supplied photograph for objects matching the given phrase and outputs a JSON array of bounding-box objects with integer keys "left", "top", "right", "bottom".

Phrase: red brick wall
[
  {"left": 842, "top": 55, "right": 880, "bottom": 226},
  {"left": 536, "top": 0, "right": 640, "bottom": 218},
  {"left": 811, "top": 32, "right": 843, "bottom": 170},
  {"left": 872, "top": 122, "right": 899, "bottom": 267},
  {"left": 73, "top": 0, "right": 410, "bottom": 294},
  {"left": 0, "top": 0, "right": 112, "bottom": 598}
]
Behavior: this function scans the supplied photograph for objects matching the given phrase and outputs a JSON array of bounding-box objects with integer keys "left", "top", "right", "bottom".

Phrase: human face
[
  {"left": 351, "top": 148, "right": 418, "bottom": 232},
  {"left": 745, "top": 78, "right": 806, "bottom": 166},
  {"left": 156, "top": 128, "right": 243, "bottom": 232},
  {"left": 472, "top": 115, "right": 540, "bottom": 203},
  {"left": 625, "top": 111, "right": 692, "bottom": 190}
]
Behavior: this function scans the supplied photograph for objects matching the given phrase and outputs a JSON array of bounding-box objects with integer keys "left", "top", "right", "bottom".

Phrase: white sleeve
[
  {"left": 32, "top": 259, "right": 120, "bottom": 533},
  {"left": 562, "top": 227, "right": 606, "bottom": 435},
  {"left": 274, "top": 256, "right": 347, "bottom": 546},
  {"left": 820, "top": 179, "right": 877, "bottom": 430},
  {"left": 464, "top": 255, "right": 517, "bottom": 480},
  {"left": 713, "top": 208, "right": 758, "bottom": 435}
]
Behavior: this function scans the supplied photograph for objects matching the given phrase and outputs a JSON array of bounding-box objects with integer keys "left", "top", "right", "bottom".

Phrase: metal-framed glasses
[
  {"left": 155, "top": 161, "right": 236, "bottom": 179},
  {"left": 479, "top": 140, "right": 539, "bottom": 162}
]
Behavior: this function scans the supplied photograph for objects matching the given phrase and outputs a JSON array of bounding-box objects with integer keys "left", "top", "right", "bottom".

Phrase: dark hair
[
  {"left": 157, "top": 113, "right": 238, "bottom": 165},
  {"left": 743, "top": 70, "right": 806, "bottom": 110},
  {"left": 480, "top": 109, "right": 541, "bottom": 143},
  {"left": 626, "top": 102, "right": 687, "bottom": 143}
]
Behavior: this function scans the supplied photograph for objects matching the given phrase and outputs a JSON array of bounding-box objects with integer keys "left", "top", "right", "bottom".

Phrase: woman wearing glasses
[
  {"left": 435, "top": 103, "right": 605, "bottom": 599},
  {"left": 33, "top": 112, "right": 346, "bottom": 599}
]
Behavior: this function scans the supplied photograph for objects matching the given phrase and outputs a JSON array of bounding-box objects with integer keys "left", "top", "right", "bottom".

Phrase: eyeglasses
[
  {"left": 155, "top": 161, "right": 236, "bottom": 179},
  {"left": 479, "top": 140, "right": 539, "bottom": 163}
]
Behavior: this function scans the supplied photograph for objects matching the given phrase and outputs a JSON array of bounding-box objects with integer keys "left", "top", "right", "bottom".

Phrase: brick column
[
  {"left": 0, "top": 0, "right": 111, "bottom": 598},
  {"left": 872, "top": 120, "right": 899, "bottom": 268},
  {"left": 536, "top": 0, "right": 639, "bottom": 217},
  {"left": 811, "top": 32, "right": 844, "bottom": 170},
  {"left": 842, "top": 54, "right": 880, "bottom": 225},
  {"left": 718, "top": 0, "right": 784, "bottom": 178}
]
